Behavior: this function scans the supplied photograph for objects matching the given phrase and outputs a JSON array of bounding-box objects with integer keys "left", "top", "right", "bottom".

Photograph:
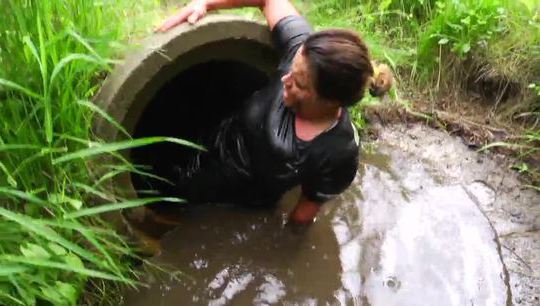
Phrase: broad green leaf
[
  {"left": 63, "top": 253, "right": 84, "bottom": 270},
  {"left": 20, "top": 243, "right": 50, "bottom": 259},
  {"left": 56, "top": 281, "right": 77, "bottom": 305},
  {"left": 41, "top": 286, "right": 64, "bottom": 306},
  {"left": 47, "top": 243, "right": 67, "bottom": 256},
  {"left": 0, "top": 208, "right": 102, "bottom": 267}
]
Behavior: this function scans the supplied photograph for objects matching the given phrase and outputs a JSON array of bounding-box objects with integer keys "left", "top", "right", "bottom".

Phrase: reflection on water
[{"left": 124, "top": 145, "right": 507, "bottom": 306}]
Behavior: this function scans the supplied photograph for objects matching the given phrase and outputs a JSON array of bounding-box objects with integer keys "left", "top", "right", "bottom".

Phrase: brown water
[{"left": 124, "top": 139, "right": 509, "bottom": 305}]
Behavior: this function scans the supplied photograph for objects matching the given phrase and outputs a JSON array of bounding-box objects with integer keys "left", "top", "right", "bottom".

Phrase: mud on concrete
[{"left": 369, "top": 122, "right": 540, "bottom": 305}]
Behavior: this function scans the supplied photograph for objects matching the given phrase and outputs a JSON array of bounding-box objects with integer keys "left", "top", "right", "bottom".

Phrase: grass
[
  {"left": 0, "top": 1, "right": 199, "bottom": 305},
  {"left": 295, "top": 0, "right": 540, "bottom": 188},
  {"left": 0, "top": 0, "right": 539, "bottom": 305}
]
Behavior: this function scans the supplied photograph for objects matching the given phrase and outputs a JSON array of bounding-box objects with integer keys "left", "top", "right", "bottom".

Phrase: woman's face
[{"left": 281, "top": 46, "right": 316, "bottom": 109}]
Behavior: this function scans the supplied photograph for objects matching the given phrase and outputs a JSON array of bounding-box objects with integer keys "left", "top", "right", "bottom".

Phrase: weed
[{"left": 0, "top": 1, "right": 199, "bottom": 305}]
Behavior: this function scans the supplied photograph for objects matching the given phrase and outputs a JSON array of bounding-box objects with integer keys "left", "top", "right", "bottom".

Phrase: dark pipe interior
[{"left": 131, "top": 60, "right": 269, "bottom": 203}]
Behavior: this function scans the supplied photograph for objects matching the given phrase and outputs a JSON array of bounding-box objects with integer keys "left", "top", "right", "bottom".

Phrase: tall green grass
[{"left": 0, "top": 1, "right": 200, "bottom": 305}]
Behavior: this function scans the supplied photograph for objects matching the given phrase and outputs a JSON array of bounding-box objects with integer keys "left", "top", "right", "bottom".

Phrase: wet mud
[{"left": 123, "top": 123, "right": 539, "bottom": 306}]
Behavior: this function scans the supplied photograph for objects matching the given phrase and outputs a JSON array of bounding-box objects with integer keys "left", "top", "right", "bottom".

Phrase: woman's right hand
[{"left": 155, "top": 0, "right": 208, "bottom": 32}]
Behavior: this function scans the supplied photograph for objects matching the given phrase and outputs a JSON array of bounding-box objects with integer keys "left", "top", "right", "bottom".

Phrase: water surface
[{"left": 124, "top": 144, "right": 507, "bottom": 305}]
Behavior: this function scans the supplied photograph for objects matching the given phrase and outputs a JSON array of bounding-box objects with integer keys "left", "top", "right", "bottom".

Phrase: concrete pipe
[{"left": 93, "top": 15, "right": 279, "bottom": 238}]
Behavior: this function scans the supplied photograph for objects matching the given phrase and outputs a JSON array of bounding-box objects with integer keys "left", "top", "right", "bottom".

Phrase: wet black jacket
[{"left": 214, "top": 16, "right": 359, "bottom": 204}]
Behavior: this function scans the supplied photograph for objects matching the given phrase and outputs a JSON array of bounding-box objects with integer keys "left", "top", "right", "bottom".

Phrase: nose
[{"left": 281, "top": 72, "right": 292, "bottom": 87}]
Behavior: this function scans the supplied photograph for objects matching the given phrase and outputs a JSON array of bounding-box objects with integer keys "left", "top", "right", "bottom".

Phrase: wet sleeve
[
  {"left": 300, "top": 142, "right": 359, "bottom": 203},
  {"left": 271, "top": 15, "right": 313, "bottom": 70}
]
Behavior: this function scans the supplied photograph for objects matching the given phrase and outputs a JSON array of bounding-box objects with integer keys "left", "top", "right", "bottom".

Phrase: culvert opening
[
  {"left": 130, "top": 60, "right": 270, "bottom": 203},
  {"left": 93, "top": 17, "right": 279, "bottom": 225}
]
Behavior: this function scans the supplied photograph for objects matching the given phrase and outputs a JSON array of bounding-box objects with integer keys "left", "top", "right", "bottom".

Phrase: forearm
[
  {"left": 205, "top": 0, "right": 266, "bottom": 11},
  {"left": 157, "top": 0, "right": 298, "bottom": 33},
  {"left": 206, "top": 0, "right": 298, "bottom": 29}
]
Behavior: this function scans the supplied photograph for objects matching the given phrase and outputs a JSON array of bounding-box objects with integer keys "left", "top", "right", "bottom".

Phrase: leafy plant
[{"left": 419, "top": 0, "right": 509, "bottom": 62}]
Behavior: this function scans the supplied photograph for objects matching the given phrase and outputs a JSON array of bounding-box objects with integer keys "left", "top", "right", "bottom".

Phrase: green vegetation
[
  {"left": 297, "top": 0, "right": 540, "bottom": 187},
  {"left": 300, "top": 0, "right": 539, "bottom": 103},
  {"left": 0, "top": 0, "right": 539, "bottom": 305},
  {"left": 0, "top": 1, "right": 195, "bottom": 305}
]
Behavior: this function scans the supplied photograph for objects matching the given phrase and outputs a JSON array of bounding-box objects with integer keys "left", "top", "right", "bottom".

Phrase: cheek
[
  {"left": 284, "top": 89, "right": 295, "bottom": 102},
  {"left": 286, "top": 88, "right": 308, "bottom": 103},
  {"left": 283, "top": 89, "right": 299, "bottom": 107},
  {"left": 297, "top": 89, "right": 312, "bottom": 101}
]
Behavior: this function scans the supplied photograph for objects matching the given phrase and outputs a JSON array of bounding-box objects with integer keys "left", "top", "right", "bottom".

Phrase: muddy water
[{"left": 124, "top": 131, "right": 510, "bottom": 305}]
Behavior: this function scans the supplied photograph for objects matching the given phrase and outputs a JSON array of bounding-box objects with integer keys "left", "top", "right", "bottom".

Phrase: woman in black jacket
[{"left": 156, "top": 0, "right": 389, "bottom": 224}]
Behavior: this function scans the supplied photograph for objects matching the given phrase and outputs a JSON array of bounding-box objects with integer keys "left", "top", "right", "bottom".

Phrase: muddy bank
[
  {"left": 371, "top": 123, "right": 540, "bottom": 305},
  {"left": 124, "top": 123, "right": 539, "bottom": 305}
]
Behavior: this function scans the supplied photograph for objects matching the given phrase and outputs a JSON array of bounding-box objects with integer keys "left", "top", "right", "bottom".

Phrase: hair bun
[{"left": 369, "top": 62, "right": 394, "bottom": 97}]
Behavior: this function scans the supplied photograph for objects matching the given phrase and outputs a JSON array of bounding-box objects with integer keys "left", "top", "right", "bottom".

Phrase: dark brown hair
[{"left": 302, "top": 29, "right": 374, "bottom": 107}]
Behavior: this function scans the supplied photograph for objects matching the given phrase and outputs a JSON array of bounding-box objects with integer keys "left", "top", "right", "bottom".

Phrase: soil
[{"left": 363, "top": 93, "right": 540, "bottom": 187}]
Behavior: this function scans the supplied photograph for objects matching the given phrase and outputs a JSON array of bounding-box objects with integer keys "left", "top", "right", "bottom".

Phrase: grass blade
[
  {"left": 49, "top": 54, "right": 104, "bottom": 87},
  {"left": 0, "top": 144, "right": 40, "bottom": 152},
  {"left": 21, "top": 36, "right": 43, "bottom": 79},
  {"left": 77, "top": 100, "right": 131, "bottom": 138},
  {"left": 52, "top": 136, "right": 205, "bottom": 164},
  {"left": 0, "top": 79, "right": 41, "bottom": 100},
  {"left": 1, "top": 256, "right": 134, "bottom": 283},
  {"left": 0, "top": 187, "right": 47, "bottom": 205},
  {"left": 64, "top": 197, "right": 184, "bottom": 219},
  {"left": 66, "top": 29, "right": 103, "bottom": 61},
  {"left": 0, "top": 161, "right": 18, "bottom": 187},
  {"left": 0, "top": 265, "right": 28, "bottom": 276},
  {"left": 73, "top": 182, "right": 116, "bottom": 201}
]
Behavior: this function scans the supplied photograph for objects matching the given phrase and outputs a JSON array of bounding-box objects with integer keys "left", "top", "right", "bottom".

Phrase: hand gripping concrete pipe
[{"left": 93, "top": 16, "right": 279, "bottom": 242}]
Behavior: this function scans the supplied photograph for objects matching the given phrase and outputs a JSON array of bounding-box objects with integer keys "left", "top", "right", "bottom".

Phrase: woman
[{"left": 156, "top": 0, "right": 388, "bottom": 224}]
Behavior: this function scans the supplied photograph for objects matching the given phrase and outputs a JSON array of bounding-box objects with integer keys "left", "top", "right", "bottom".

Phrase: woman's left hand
[{"left": 155, "top": 0, "right": 208, "bottom": 32}]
